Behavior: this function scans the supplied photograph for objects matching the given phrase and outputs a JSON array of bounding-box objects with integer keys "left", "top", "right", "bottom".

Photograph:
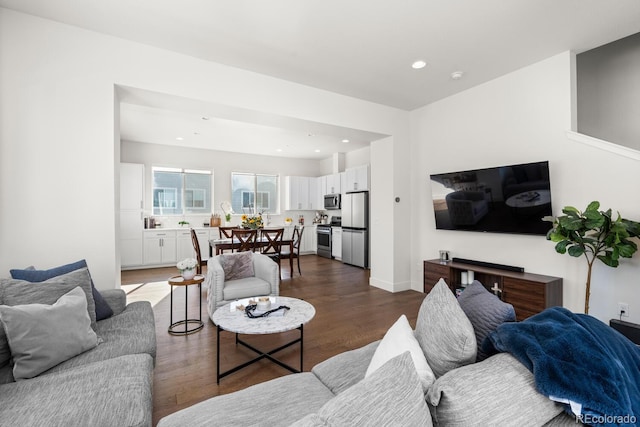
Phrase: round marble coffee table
[{"left": 211, "top": 296, "right": 315, "bottom": 383}]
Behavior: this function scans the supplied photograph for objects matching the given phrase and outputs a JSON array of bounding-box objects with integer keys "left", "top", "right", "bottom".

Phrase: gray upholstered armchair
[{"left": 205, "top": 252, "right": 279, "bottom": 320}]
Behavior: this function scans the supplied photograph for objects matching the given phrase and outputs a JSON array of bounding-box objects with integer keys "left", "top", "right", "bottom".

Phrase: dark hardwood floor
[{"left": 121, "top": 255, "right": 426, "bottom": 426}]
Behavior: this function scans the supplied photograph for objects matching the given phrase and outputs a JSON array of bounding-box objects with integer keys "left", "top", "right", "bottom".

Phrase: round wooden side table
[{"left": 168, "top": 275, "right": 205, "bottom": 335}]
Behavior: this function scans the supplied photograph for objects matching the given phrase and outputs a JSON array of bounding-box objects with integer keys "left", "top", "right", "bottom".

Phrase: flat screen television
[{"left": 430, "top": 161, "right": 552, "bottom": 236}]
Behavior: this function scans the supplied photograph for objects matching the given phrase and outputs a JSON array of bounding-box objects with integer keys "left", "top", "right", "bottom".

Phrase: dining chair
[
  {"left": 219, "top": 226, "right": 236, "bottom": 239},
  {"left": 260, "top": 228, "right": 284, "bottom": 274},
  {"left": 190, "top": 228, "right": 208, "bottom": 275},
  {"left": 231, "top": 229, "right": 257, "bottom": 252},
  {"left": 280, "top": 225, "right": 304, "bottom": 276}
]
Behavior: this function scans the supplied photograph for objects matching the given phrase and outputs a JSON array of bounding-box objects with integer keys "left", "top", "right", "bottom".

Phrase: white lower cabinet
[
  {"left": 300, "top": 225, "right": 317, "bottom": 254},
  {"left": 176, "top": 228, "right": 212, "bottom": 261},
  {"left": 144, "top": 230, "right": 177, "bottom": 266},
  {"left": 332, "top": 227, "right": 342, "bottom": 259}
]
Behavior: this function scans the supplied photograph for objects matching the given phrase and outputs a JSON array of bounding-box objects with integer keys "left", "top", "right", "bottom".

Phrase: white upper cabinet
[
  {"left": 344, "top": 165, "right": 369, "bottom": 192},
  {"left": 325, "top": 173, "right": 342, "bottom": 194},
  {"left": 120, "top": 163, "right": 144, "bottom": 210},
  {"left": 285, "top": 176, "right": 320, "bottom": 210}
]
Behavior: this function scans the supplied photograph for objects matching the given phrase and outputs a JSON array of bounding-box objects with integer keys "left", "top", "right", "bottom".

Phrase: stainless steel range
[{"left": 316, "top": 216, "right": 341, "bottom": 259}]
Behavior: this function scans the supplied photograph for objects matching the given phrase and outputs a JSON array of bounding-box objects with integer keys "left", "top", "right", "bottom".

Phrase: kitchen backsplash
[{"left": 146, "top": 210, "right": 338, "bottom": 229}]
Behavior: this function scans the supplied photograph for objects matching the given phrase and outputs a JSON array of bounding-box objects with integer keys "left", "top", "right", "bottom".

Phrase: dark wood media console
[{"left": 424, "top": 259, "right": 563, "bottom": 321}]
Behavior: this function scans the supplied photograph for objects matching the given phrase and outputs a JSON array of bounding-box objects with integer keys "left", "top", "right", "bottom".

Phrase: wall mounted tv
[{"left": 430, "top": 161, "right": 553, "bottom": 236}]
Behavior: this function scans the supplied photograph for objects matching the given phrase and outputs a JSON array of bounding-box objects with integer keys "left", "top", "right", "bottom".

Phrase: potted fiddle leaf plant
[{"left": 545, "top": 201, "right": 640, "bottom": 314}]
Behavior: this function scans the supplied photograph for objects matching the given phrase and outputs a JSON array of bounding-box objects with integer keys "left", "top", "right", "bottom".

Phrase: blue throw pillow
[{"left": 10, "top": 259, "right": 114, "bottom": 321}]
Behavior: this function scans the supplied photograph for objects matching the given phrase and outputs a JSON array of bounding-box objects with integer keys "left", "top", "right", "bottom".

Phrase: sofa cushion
[
  {"left": 365, "top": 314, "right": 434, "bottom": 392},
  {"left": 10, "top": 259, "right": 113, "bottom": 321},
  {"left": 312, "top": 340, "right": 379, "bottom": 395},
  {"left": 292, "top": 352, "right": 433, "bottom": 427},
  {"left": 157, "top": 372, "right": 334, "bottom": 427},
  {"left": 223, "top": 277, "right": 271, "bottom": 301},
  {"left": 43, "top": 300, "right": 157, "bottom": 376},
  {"left": 414, "top": 279, "right": 476, "bottom": 378},
  {"left": 426, "top": 353, "right": 564, "bottom": 426},
  {"left": 457, "top": 280, "right": 516, "bottom": 361},
  {"left": 0, "top": 287, "right": 98, "bottom": 380},
  {"left": 220, "top": 252, "right": 254, "bottom": 281},
  {"left": 0, "top": 354, "right": 153, "bottom": 427}
]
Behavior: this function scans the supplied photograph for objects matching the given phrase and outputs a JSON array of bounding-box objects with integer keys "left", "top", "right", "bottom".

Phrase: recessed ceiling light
[
  {"left": 451, "top": 71, "right": 464, "bottom": 80},
  {"left": 412, "top": 60, "right": 427, "bottom": 69},
  {"left": 176, "top": 137, "right": 184, "bottom": 141},
  {"left": 314, "top": 149, "right": 321, "bottom": 153},
  {"left": 276, "top": 148, "right": 282, "bottom": 152},
  {"left": 342, "top": 139, "right": 350, "bottom": 143}
]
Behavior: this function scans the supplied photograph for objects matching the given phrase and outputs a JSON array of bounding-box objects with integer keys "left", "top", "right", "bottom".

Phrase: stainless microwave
[{"left": 324, "top": 193, "right": 341, "bottom": 210}]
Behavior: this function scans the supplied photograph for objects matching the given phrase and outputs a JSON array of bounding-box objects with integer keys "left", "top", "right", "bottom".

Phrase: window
[
  {"left": 152, "top": 167, "right": 212, "bottom": 215},
  {"left": 232, "top": 173, "right": 278, "bottom": 215}
]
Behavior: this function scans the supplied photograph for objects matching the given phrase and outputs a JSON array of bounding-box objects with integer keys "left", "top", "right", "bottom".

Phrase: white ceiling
[{"left": 3, "top": 0, "right": 640, "bottom": 158}]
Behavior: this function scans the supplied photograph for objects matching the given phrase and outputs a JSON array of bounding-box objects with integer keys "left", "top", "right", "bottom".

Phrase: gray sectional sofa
[
  {"left": 0, "top": 264, "right": 156, "bottom": 427},
  {"left": 159, "top": 279, "right": 579, "bottom": 427}
]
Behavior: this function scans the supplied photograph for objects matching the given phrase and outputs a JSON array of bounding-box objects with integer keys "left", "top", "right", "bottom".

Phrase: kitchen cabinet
[
  {"left": 325, "top": 173, "right": 342, "bottom": 194},
  {"left": 300, "top": 225, "right": 317, "bottom": 254},
  {"left": 331, "top": 227, "right": 342, "bottom": 259},
  {"left": 345, "top": 165, "right": 369, "bottom": 192},
  {"left": 423, "top": 259, "right": 563, "bottom": 321},
  {"left": 120, "top": 163, "right": 144, "bottom": 267},
  {"left": 144, "top": 230, "right": 177, "bottom": 265},
  {"left": 285, "top": 176, "right": 320, "bottom": 210},
  {"left": 176, "top": 229, "right": 196, "bottom": 261},
  {"left": 120, "top": 163, "right": 144, "bottom": 210},
  {"left": 177, "top": 228, "right": 211, "bottom": 261}
]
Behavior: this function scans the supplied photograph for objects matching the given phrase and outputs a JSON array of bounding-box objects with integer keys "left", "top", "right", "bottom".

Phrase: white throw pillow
[{"left": 365, "top": 314, "right": 435, "bottom": 392}]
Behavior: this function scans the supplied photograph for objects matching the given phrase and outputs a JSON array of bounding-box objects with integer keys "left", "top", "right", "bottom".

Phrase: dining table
[{"left": 208, "top": 235, "right": 295, "bottom": 275}]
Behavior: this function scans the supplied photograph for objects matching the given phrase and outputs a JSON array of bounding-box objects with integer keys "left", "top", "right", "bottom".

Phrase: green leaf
[
  {"left": 622, "top": 219, "right": 640, "bottom": 237},
  {"left": 586, "top": 201, "right": 600, "bottom": 212},
  {"left": 555, "top": 240, "right": 570, "bottom": 254},
  {"left": 567, "top": 245, "right": 585, "bottom": 257},
  {"left": 584, "top": 210, "right": 605, "bottom": 229},
  {"left": 558, "top": 216, "right": 583, "bottom": 231},
  {"left": 562, "top": 206, "right": 580, "bottom": 217},
  {"left": 598, "top": 254, "right": 619, "bottom": 268},
  {"left": 548, "top": 231, "right": 568, "bottom": 243},
  {"left": 617, "top": 242, "right": 638, "bottom": 258}
]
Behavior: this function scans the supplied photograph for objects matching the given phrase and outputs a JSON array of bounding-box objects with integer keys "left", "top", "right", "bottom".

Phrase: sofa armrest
[
  {"left": 206, "top": 256, "right": 225, "bottom": 315},
  {"left": 100, "top": 289, "right": 127, "bottom": 316},
  {"left": 252, "top": 253, "right": 279, "bottom": 296}
]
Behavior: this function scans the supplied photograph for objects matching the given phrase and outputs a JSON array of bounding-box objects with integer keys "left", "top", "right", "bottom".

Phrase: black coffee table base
[{"left": 216, "top": 324, "right": 304, "bottom": 383}]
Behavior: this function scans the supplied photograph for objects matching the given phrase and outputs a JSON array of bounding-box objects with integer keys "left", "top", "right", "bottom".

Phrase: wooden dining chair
[
  {"left": 190, "top": 228, "right": 208, "bottom": 275},
  {"left": 280, "top": 225, "right": 304, "bottom": 276},
  {"left": 231, "top": 229, "right": 257, "bottom": 252},
  {"left": 260, "top": 228, "right": 284, "bottom": 274},
  {"left": 219, "top": 226, "right": 236, "bottom": 239}
]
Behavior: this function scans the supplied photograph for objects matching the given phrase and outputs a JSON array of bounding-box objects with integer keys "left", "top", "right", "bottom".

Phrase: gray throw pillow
[
  {"left": 290, "top": 352, "right": 433, "bottom": 427},
  {"left": 427, "top": 353, "right": 564, "bottom": 426},
  {"left": 414, "top": 279, "right": 476, "bottom": 378},
  {"left": 0, "top": 269, "right": 98, "bottom": 368},
  {"left": 0, "top": 287, "right": 98, "bottom": 380},
  {"left": 457, "top": 280, "right": 516, "bottom": 361},
  {"left": 220, "top": 252, "right": 255, "bottom": 281}
]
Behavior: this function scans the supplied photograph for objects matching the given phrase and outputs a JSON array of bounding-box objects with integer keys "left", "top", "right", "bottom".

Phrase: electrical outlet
[{"left": 618, "top": 303, "right": 629, "bottom": 318}]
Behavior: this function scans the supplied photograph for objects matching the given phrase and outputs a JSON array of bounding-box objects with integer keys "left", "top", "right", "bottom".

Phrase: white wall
[
  {"left": 0, "top": 9, "right": 407, "bottom": 289},
  {"left": 410, "top": 51, "right": 640, "bottom": 324}
]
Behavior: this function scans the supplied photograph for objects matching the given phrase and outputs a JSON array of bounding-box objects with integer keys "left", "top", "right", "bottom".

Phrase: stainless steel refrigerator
[{"left": 341, "top": 191, "right": 369, "bottom": 268}]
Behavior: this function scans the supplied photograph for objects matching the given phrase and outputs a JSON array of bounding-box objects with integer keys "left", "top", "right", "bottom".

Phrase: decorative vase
[{"left": 181, "top": 268, "right": 196, "bottom": 280}]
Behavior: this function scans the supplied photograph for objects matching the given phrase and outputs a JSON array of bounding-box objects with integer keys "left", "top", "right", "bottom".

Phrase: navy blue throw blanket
[{"left": 483, "top": 307, "right": 640, "bottom": 426}]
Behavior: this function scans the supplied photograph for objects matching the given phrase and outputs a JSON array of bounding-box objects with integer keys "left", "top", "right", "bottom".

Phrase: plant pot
[{"left": 181, "top": 269, "right": 196, "bottom": 280}]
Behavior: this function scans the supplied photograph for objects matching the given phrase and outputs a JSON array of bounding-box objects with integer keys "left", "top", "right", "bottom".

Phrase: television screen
[{"left": 430, "top": 161, "right": 552, "bottom": 235}]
